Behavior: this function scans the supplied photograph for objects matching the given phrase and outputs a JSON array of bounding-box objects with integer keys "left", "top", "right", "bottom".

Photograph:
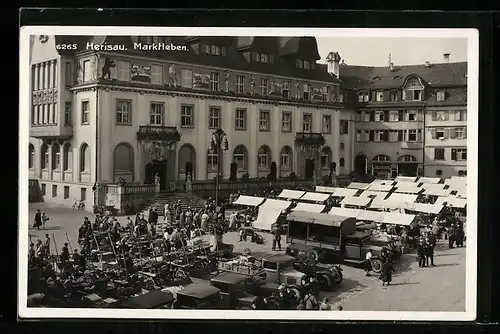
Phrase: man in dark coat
[
  {"left": 381, "top": 258, "right": 395, "bottom": 286},
  {"left": 455, "top": 224, "right": 465, "bottom": 247},
  {"left": 416, "top": 239, "right": 427, "bottom": 268},
  {"left": 447, "top": 225, "right": 456, "bottom": 248},
  {"left": 272, "top": 225, "right": 282, "bottom": 251},
  {"left": 60, "top": 243, "right": 70, "bottom": 262},
  {"left": 148, "top": 208, "right": 158, "bottom": 225},
  {"left": 33, "top": 209, "right": 42, "bottom": 229}
]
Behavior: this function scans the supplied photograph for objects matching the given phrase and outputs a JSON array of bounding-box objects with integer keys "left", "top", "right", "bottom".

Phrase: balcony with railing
[{"left": 30, "top": 124, "right": 73, "bottom": 139}]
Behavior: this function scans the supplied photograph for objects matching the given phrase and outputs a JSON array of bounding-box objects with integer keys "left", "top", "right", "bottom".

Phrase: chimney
[
  {"left": 326, "top": 52, "right": 341, "bottom": 78},
  {"left": 388, "top": 53, "right": 394, "bottom": 71},
  {"left": 425, "top": 61, "right": 431, "bottom": 67},
  {"left": 443, "top": 53, "right": 450, "bottom": 63}
]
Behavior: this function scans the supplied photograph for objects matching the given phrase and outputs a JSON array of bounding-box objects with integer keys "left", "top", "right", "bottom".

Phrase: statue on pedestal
[
  {"left": 312, "top": 171, "right": 317, "bottom": 187},
  {"left": 154, "top": 173, "right": 160, "bottom": 185},
  {"left": 250, "top": 74, "right": 256, "bottom": 94},
  {"left": 168, "top": 64, "right": 177, "bottom": 86},
  {"left": 225, "top": 70, "right": 230, "bottom": 92}
]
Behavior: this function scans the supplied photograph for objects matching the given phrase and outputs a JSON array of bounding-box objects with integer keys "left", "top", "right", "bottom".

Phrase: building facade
[
  {"left": 340, "top": 54, "right": 467, "bottom": 179},
  {"left": 28, "top": 35, "right": 354, "bottom": 208}
]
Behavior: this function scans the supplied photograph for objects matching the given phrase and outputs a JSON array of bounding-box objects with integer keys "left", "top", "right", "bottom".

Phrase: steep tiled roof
[
  {"left": 59, "top": 35, "right": 338, "bottom": 83},
  {"left": 339, "top": 62, "right": 467, "bottom": 90}
]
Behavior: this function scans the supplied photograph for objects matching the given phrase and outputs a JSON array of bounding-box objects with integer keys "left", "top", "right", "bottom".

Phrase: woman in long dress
[{"left": 380, "top": 258, "right": 395, "bottom": 286}]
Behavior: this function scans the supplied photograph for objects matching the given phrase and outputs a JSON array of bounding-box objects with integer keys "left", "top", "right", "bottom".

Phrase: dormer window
[
  {"left": 437, "top": 91, "right": 446, "bottom": 102},
  {"left": 304, "top": 61, "right": 310, "bottom": 69},
  {"left": 376, "top": 92, "right": 384, "bottom": 102},
  {"left": 358, "top": 92, "right": 369, "bottom": 102},
  {"left": 255, "top": 53, "right": 274, "bottom": 63},
  {"left": 402, "top": 77, "right": 424, "bottom": 101},
  {"left": 296, "top": 59, "right": 303, "bottom": 68},
  {"left": 203, "top": 44, "right": 227, "bottom": 56},
  {"left": 296, "top": 59, "right": 313, "bottom": 70},
  {"left": 390, "top": 91, "right": 398, "bottom": 101}
]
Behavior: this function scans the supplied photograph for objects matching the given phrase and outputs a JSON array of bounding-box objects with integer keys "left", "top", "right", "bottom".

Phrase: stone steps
[{"left": 141, "top": 192, "right": 206, "bottom": 217}]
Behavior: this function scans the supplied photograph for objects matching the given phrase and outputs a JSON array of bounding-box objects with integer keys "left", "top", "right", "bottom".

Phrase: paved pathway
[{"left": 25, "top": 203, "right": 466, "bottom": 312}]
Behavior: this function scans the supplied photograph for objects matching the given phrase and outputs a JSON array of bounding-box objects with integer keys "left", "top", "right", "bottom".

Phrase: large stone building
[
  {"left": 339, "top": 54, "right": 467, "bottom": 179},
  {"left": 28, "top": 35, "right": 354, "bottom": 208}
]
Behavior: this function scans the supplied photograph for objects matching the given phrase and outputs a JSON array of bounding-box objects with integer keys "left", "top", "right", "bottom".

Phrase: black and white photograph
[{"left": 19, "top": 27, "right": 478, "bottom": 321}]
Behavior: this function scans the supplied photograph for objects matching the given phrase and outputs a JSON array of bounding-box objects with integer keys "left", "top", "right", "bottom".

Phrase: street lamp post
[{"left": 209, "top": 128, "right": 228, "bottom": 214}]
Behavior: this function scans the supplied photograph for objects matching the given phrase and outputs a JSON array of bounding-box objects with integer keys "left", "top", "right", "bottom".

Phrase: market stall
[
  {"left": 379, "top": 212, "right": 416, "bottom": 226},
  {"left": 394, "top": 182, "right": 423, "bottom": 194},
  {"left": 417, "top": 177, "right": 442, "bottom": 184},
  {"left": 347, "top": 182, "right": 370, "bottom": 190},
  {"left": 252, "top": 199, "right": 292, "bottom": 231},
  {"left": 404, "top": 202, "right": 444, "bottom": 215},
  {"left": 357, "top": 190, "right": 389, "bottom": 201},
  {"left": 386, "top": 193, "right": 418, "bottom": 204},
  {"left": 328, "top": 207, "right": 361, "bottom": 218},
  {"left": 292, "top": 202, "right": 326, "bottom": 214},
  {"left": 340, "top": 196, "right": 372, "bottom": 208},
  {"left": 434, "top": 196, "right": 467, "bottom": 208},
  {"left": 315, "top": 186, "right": 358, "bottom": 198},
  {"left": 367, "top": 182, "right": 394, "bottom": 192},
  {"left": 277, "top": 189, "right": 306, "bottom": 200},
  {"left": 395, "top": 176, "right": 418, "bottom": 183},
  {"left": 232, "top": 195, "right": 266, "bottom": 207},
  {"left": 299, "top": 192, "right": 331, "bottom": 203}
]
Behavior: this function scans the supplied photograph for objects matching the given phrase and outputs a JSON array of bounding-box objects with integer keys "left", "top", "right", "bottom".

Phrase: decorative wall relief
[
  {"left": 75, "top": 61, "right": 83, "bottom": 84},
  {"left": 331, "top": 85, "right": 339, "bottom": 102},
  {"left": 312, "top": 87, "right": 324, "bottom": 101},
  {"left": 250, "top": 74, "right": 256, "bottom": 94},
  {"left": 168, "top": 64, "right": 177, "bottom": 86},
  {"left": 269, "top": 80, "right": 280, "bottom": 96},
  {"left": 37, "top": 92, "right": 42, "bottom": 105},
  {"left": 53, "top": 89, "right": 58, "bottom": 101},
  {"left": 295, "top": 81, "right": 301, "bottom": 99},
  {"left": 225, "top": 70, "right": 230, "bottom": 92},
  {"left": 42, "top": 91, "right": 48, "bottom": 104},
  {"left": 131, "top": 63, "right": 152, "bottom": 83},
  {"left": 48, "top": 89, "right": 54, "bottom": 104},
  {"left": 32, "top": 92, "right": 37, "bottom": 105},
  {"left": 100, "top": 56, "right": 116, "bottom": 80},
  {"left": 193, "top": 73, "right": 210, "bottom": 89}
]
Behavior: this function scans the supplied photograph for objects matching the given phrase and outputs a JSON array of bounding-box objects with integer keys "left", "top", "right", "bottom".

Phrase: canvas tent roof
[
  {"left": 292, "top": 202, "right": 326, "bottom": 213},
  {"left": 328, "top": 207, "right": 361, "bottom": 218},
  {"left": 277, "top": 189, "right": 306, "bottom": 200},
  {"left": 404, "top": 202, "right": 444, "bottom": 214},
  {"left": 380, "top": 212, "right": 416, "bottom": 226},
  {"left": 286, "top": 211, "right": 357, "bottom": 234},
  {"left": 395, "top": 176, "right": 418, "bottom": 182},
  {"left": 340, "top": 196, "right": 372, "bottom": 207},
  {"left": 347, "top": 182, "right": 370, "bottom": 190},
  {"left": 356, "top": 210, "right": 387, "bottom": 222},
  {"left": 367, "top": 183, "right": 394, "bottom": 192},
  {"left": 315, "top": 186, "right": 358, "bottom": 197},
  {"left": 370, "top": 179, "right": 395, "bottom": 186},
  {"left": 417, "top": 177, "right": 442, "bottom": 184},
  {"left": 369, "top": 199, "right": 403, "bottom": 210},
  {"left": 300, "top": 192, "right": 331, "bottom": 202},
  {"left": 394, "top": 182, "right": 423, "bottom": 194},
  {"left": 434, "top": 196, "right": 467, "bottom": 208},
  {"left": 252, "top": 199, "right": 291, "bottom": 231},
  {"left": 232, "top": 195, "right": 266, "bottom": 207},
  {"left": 358, "top": 190, "right": 388, "bottom": 200},
  {"left": 386, "top": 193, "right": 418, "bottom": 204}
]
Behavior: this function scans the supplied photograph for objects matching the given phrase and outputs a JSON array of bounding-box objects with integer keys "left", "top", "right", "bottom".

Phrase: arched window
[
  {"left": 373, "top": 154, "right": 391, "bottom": 162},
  {"left": 398, "top": 154, "right": 417, "bottom": 162},
  {"left": 339, "top": 157, "right": 345, "bottom": 167},
  {"left": 113, "top": 143, "right": 134, "bottom": 182},
  {"left": 51, "top": 143, "right": 61, "bottom": 170},
  {"left": 28, "top": 144, "right": 35, "bottom": 169},
  {"left": 80, "top": 143, "right": 90, "bottom": 173},
  {"left": 63, "top": 143, "right": 73, "bottom": 171},
  {"left": 257, "top": 145, "right": 271, "bottom": 170},
  {"left": 320, "top": 147, "right": 332, "bottom": 169},
  {"left": 233, "top": 145, "right": 248, "bottom": 171},
  {"left": 280, "top": 146, "right": 293, "bottom": 170},
  {"left": 207, "top": 150, "right": 218, "bottom": 172},
  {"left": 40, "top": 143, "right": 49, "bottom": 169}
]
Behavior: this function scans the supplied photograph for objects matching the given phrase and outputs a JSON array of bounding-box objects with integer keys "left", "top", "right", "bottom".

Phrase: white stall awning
[
  {"left": 395, "top": 176, "right": 418, "bottom": 183},
  {"left": 370, "top": 179, "right": 396, "bottom": 186},
  {"left": 380, "top": 212, "right": 416, "bottom": 226},
  {"left": 405, "top": 203, "right": 444, "bottom": 214},
  {"left": 420, "top": 183, "right": 446, "bottom": 191},
  {"left": 292, "top": 203, "right": 326, "bottom": 213},
  {"left": 356, "top": 210, "right": 386, "bottom": 222},
  {"left": 394, "top": 183, "right": 423, "bottom": 194},
  {"left": 347, "top": 182, "right": 370, "bottom": 190},
  {"left": 357, "top": 190, "right": 388, "bottom": 200},
  {"left": 422, "top": 188, "right": 452, "bottom": 197},
  {"left": 277, "top": 189, "right": 306, "bottom": 200},
  {"left": 316, "top": 186, "right": 359, "bottom": 198},
  {"left": 417, "top": 177, "right": 442, "bottom": 184},
  {"left": 340, "top": 196, "right": 372, "bottom": 207},
  {"left": 455, "top": 188, "right": 467, "bottom": 199},
  {"left": 367, "top": 183, "right": 394, "bottom": 192},
  {"left": 435, "top": 196, "right": 467, "bottom": 208},
  {"left": 300, "top": 192, "right": 331, "bottom": 202},
  {"left": 252, "top": 199, "right": 292, "bottom": 231},
  {"left": 328, "top": 207, "right": 360, "bottom": 218},
  {"left": 445, "top": 177, "right": 467, "bottom": 187},
  {"left": 369, "top": 199, "right": 404, "bottom": 210},
  {"left": 387, "top": 193, "right": 418, "bottom": 204},
  {"left": 232, "top": 195, "right": 266, "bottom": 207}
]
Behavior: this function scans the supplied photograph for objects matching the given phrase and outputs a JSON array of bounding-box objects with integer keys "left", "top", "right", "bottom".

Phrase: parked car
[
  {"left": 119, "top": 290, "right": 174, "bottom": 309},
  {"left": 174, "top": 284, "right": 221, "bottom": 309},
  {"left": 209, "top": 272, "right": 258, "bottom": 309}
]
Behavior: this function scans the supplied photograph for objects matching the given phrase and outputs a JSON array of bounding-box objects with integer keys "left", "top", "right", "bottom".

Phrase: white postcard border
[{"left": 18, "top": 26, "right": 479, "bottom": 321}]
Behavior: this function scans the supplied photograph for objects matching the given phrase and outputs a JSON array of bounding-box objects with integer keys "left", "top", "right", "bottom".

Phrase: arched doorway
[
  {"left": 397, "top": 155, "right": 418, "bottom": 177},
  {"left": 178, "top": 144, "right": 196, "bottom": 181},
  {"left": 354, "top": 154, "right": 367, "bottom": 176},
  {"left": 371, "top": 155, "right": 392, "bottom": 179},
  {"left": 113, "top": 143, "right": 134, "bottom": 183}
]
